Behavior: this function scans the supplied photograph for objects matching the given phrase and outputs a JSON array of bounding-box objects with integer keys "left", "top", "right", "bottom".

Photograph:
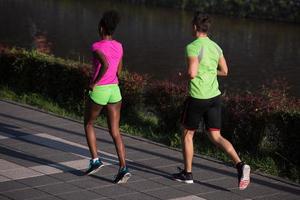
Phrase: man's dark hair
[
  {"left": 99, "top": 10, "right": 120, "bottom": 35},
  {"left": 192, "top": 12, "right": 211, "bottom": 33}
]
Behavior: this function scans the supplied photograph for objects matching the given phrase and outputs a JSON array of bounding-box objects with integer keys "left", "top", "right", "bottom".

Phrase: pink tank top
[{"left": 91, "top": 40, "right": 123, "bottom": 85}]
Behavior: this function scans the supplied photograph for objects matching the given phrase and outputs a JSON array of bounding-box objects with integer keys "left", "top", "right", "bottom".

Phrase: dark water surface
[{"left": 0, "top": 0, "right": 299, "bottom": 96}]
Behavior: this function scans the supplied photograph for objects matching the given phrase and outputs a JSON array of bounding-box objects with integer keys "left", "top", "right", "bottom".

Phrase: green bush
[
  {"left": 119, "top": 70, "right": 148, "bottom": 114},
  {"left": 222, "top": 79, "right": 300, "bottom": 181},
  {"left": 0, "top": 48, "right": 90, "bottom": 115},
  {"left": 145, "top": 80, "right": 187, "bottom": 145}
]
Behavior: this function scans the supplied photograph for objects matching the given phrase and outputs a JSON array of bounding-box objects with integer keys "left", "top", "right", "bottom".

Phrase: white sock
[{"left": 92, "top": 158, "right": 99, "bottom": 163}]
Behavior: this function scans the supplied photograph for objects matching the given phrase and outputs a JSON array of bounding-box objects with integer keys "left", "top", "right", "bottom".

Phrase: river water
[{"left": 0, "top": 0, "right": 299, "bottom": 97}]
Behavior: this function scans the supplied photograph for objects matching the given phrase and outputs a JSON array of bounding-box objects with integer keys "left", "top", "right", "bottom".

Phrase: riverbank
[
  {"left": 116, "top": 0, "right": 300, "bottom": 23},
  {"left": 0, "top": 48, "right": 299, "bottom": 183}
]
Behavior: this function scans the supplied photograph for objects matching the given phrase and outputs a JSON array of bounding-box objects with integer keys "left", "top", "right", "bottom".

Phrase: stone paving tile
[
  {"left": 14, "top": 145, "right": 65, "bottom": 157},
  {"left": 129, "top": 166, "right": 168, "bottom": 179},
  {"left": 0, "top": 159, "right": 23, "bottom": 171},
  {"left": 191, "top": 169, "right": 230, "bottom": 182},
  {"left": 192, "top": 156, "right": 230, "bottom": 167},
  {"left": 0, "top": 145, "right": 59, "bottom": 168},
  {"left": 0, "top": 194, "right": 12, "bottom": 200},
  {"left": 200, "top": 190, "right": 244, "bottom": 200},
  {"left": 41, "top": 152, "right": 84, "bottom": 164},
  {"left": 122, "top": 137, "right": 150, "bottom": 145},
  {"left": 0, "top": 114, "right": 14, "bottom": 123},
  {"left": 148, "top": 147, "right": 183, "bottom": 157},
  {"left": 253, "top": 191, "right": 300, "bottom": 200},
  {"left": 153, "top": 165, "right": 180, "bottom": 173},
  {"left": 124, "top": 179, "right": 166, "bottom": 192},
  {"left": 200, "top": 176, "right": 238, "bottom": 190},
  {"left": 0, "top": 134, "right": 12, "bottom": 140},
  {"left": 68, "top": 177, "right": 113, "bottom": 189},
  {"left": 0, "top": 126, "right": 31, "bottom": 139},
  {"left": 56, "top": 189, "right": 103, "bottom": 200},
  {"left": 29, "top": 195, "right": 62, "bottom": 200},
  {"left": 0, "top": 138, "right": 32, "bottom": 149},
  {"left": 3, "top": 188, "right": 49, "bottom": 200},
  {"left": 233, "top": 184, "right": 285, "bottom": 199},
  {"left": 37, "top": 182, "right": 81, "bottom": 195},
  {"left": 173, "top": 181, "right": 219, "bottom": 195},
  {"left": 0, "top": 176, "right": 10, "bottom": 182},
  {"left": 250, "top": 174, "right": 300, "bottom": 195},
  {"left": 0, "top": 180, "right": 28, "bottom": 192},
  {"left": 49, "top": 130, "right": 87, "bottom": 143},
  {"left": 17, "top": 175, "right": 62, "bottom": 187},
  {"left": 110, "top": 192, "right": 159, "bottom": 200},
  {"left": 135, "top": 157, "right": 179, "bottom": 169},
  {"left": 126, "top": 151, "right": 160, "bottom": 161},
  {"left": 129, "top": 149, "right": 171, "bottom": 159},
  {"left": 126, "top": 143, "right": 163, "bottom": 151},
  {"left": 95, "top": 138, "right": 117, "bottom": 147},
  {"left": 144, "top": 187, "right": 190, "bottom": 200},
  {"left": 21, "top": 125, "right": 78, "bottom": 140},
  {"left": 2, "top": 167, "right": 43, "bottom": 180},
  {"left": 191, "top": 165, "right": 237, "bottom": 181},
  {"left": 169, "top": 195, "right": 207, "bottom": 200},
  {"left": 59, "top": 159, "right": 89, "bottom": 170},
  {"left": 58, "top": 134, "right": 87, "bottom": 145},
  {"left": 150, "top": 176, "right": 184, "bottom": 187},
  {"left": 29, "top": 164, "right": 64, "bottom": 175},
  {"left": 91, "top": 184, "right": 136, "bottom": 197},
  {"left": 0, "top": 110, "right": 51, "bottom": 122},
  {"left": 5, "top": 120, "right": 60, "bottom": 133},
  {"left": 98, "top": 146, "right": 118, "bottom": 155},
  {"left": 49, "top": 171, "right": 84, "bottom": 182},
  {"left": 0, "top": 149, "right": 49, "bottom": 166},
  {"left": 1, "top": 140, "right": 50, "bottom": 154}
]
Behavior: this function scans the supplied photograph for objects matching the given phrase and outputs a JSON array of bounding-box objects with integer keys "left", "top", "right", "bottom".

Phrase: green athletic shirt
[{"left": 186, "top": 37, "right": 223, "bottom": 99}]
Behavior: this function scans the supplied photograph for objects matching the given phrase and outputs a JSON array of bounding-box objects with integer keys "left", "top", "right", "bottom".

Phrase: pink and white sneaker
[{"left": 237, "top": 162, "right": 251, "bottom": 190}]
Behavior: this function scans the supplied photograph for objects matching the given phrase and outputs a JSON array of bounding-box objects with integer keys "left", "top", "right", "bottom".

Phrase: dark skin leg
[
  {"left": 84, "top": 99, "right": 103, "bottom": 159},
  {"left": 107, "top": 101, "right": 126, "bottom": 168}
]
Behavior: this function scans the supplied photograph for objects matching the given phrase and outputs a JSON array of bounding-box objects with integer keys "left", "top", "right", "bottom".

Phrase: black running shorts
[{"left": 181, "top": 95, "right": 221, "bottom": 131}]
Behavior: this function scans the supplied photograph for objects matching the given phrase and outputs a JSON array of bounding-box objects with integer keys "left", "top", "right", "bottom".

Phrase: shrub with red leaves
[{"left": 146, "top": 79, "right": 187, "bottom": 133}]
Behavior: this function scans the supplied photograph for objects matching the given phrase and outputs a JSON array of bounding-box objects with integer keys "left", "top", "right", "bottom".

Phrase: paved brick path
[{"left": 0, "top": 100, "right": 299, "bottom": 200}]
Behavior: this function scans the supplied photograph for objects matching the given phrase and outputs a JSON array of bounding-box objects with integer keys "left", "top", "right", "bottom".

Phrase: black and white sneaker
[
  {"left": 85, "top": 159, "right": 104, "bottom": 175},
  {"left": 113, "top": 167, "right": 131, "bottom": 184},
  {"left": 237, "top": 162, "right": 251, "bottom": 190},
  {"left": 172, "top": 167, "right": 193, "bottom": 184}
]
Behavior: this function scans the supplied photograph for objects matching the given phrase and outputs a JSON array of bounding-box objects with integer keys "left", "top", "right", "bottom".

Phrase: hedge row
[
  {"left": 117, "top": 0, "right": 300, "bottom": 23},
  {"left": 0, "top": 48, "right": 299, "bottom": 181}
]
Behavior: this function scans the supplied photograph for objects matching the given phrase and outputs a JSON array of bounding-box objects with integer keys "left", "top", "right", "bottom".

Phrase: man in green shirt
[{"left": 173, "top": 12, "right": 250, "bottom": 190}]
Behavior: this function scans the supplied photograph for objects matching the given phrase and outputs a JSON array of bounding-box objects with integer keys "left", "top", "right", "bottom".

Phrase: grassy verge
[
  {"left": 0, "top": 85, "right": 283, "bottom": 181},
  {"left": 0, "top": 84, "right": 159, "bottom": 141}
]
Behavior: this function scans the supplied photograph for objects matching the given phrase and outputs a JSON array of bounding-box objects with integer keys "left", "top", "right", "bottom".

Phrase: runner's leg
[
  {"left": 207, "top": 130, "right": 241, "bottom": 164},
  {"left": 182, "top": 129, "right": 196, "bottom": 172},
  {"left": 107, "top": 101, "right": 126, "bottom": 168},
  {"left": 84, "top": 99, "right": 103, "bottom": 159}
]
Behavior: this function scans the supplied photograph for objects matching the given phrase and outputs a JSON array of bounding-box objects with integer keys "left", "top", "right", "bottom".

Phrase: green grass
[
  {"left": 0, "top": 85, "right": 295, "bottom": 182},
  {"left": 0, "top": 85, "right": 78, "bottom": 119},
  {"left": 0, "top": 84, "right": 158, "bottom": 139}
]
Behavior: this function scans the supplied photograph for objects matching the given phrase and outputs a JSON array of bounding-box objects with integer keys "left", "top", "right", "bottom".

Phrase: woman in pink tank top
[{"left": 83, "top": 10, "right": 131, "bottom": 184}]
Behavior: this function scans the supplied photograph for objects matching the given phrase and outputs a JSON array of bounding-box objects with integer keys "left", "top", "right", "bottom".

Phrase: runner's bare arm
[
  {"left": 117, "top": 57, "right": 123, "bottom": 78},
  {"left": 91, "top": 50, "right": 109, "bottom": 88},
  {"left": 217, "top": 55, "right": 228, "bottom": 76},
  {"left": 187, "top": 56, "right": 199, "bottom": 79}
]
